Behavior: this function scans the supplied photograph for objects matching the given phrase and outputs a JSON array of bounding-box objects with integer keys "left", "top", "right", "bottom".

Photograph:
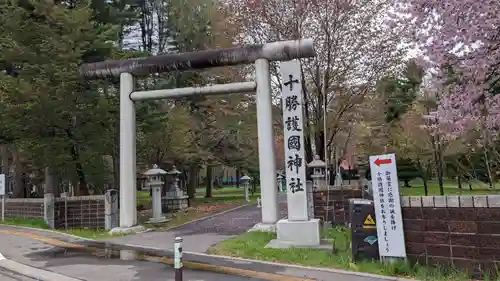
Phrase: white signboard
[
  {"left": 280, "top": 59, "right": 308, "bottom": 221},
  {"left": 369, "top": 153, "right": 407, "bottom": 258},
  {"left": 0, "top": 174, "right": 5, "bottom": 196}
]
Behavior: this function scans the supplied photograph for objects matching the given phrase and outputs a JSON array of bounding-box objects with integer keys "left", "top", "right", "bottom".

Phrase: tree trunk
[
  {"left": 314, "top": 131, "right": 325, "bottom": 161},
  {"left": 236, "top": 167, "right": 241, "bottom": 188},
  {"left": 187, "top": 165, "right": 198, "bottom": 199},
  {"left": 13, "top": 151, "right": 25, "bottom": 198},
  {"left": 205, "top": 165, "right": 213, "bottom": 198},
  {"left": 112, "top": 153, "right": 119, "bottom": 191},
  {"left": 67, "top": 127, "right": 88, "bottom": 196},
  {"left": 457, "top": 176, "right": 462, "bottom": 189},
  {"left": 0, "top": 145, "right": 9, "bottom": 175},
  {"left": 44, "top": 167, "right": 60, "bottom": 197},
  {"left": 403, "top": 179, "right": 411, "bottom": 187},
  {"left": 433, "top": 135, "right": 445, "bottom": 195},
  {"left": 418, "top": 158, "right": 429, "bottom": 196},
  {"left": 422, "top": 177, "right": 429, "bottom": 196},
  {"left": 483, "top": 149, "right": 494, "bottom": 189}
]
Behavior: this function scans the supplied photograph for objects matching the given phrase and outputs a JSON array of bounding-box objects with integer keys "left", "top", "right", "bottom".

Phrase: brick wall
[
  {"left": 54, "top": 195, "right": 106, "bottom": 229},
  {"left": 401, "top": 195, "right": 500, "bottom": 276},
  {"left": 4, "top": 198, "right": 44, "bottom": 219},
  {"left": 313, "top": 187, "right": 362, "bottom": 224}
]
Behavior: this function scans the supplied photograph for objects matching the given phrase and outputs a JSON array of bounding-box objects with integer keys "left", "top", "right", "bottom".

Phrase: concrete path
[
  {"left": 0, "top": 227, "right": 264, "bottom": 281},
  {"left": 104, "top": 195, "right": 288, "bottom": 253}
]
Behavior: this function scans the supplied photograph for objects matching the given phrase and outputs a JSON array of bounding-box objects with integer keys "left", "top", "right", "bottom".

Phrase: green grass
[
  {"left": 0, "top": 217, "right": 118, "bottom": 240},
  {"left": 207, "top": 228, "right": 474, "bottom": 281},
  {"left": 60, "top": 228, "right": 121, "bottom": 240},
  {"left": 400, "top": 179, "right": 500, "bottom": 196},
  {"left": 0, "top": 217, "right": 50, "bottom": 229}
]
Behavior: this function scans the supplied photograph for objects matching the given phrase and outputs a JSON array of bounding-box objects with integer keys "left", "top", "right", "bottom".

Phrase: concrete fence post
[
  {"left": 44, "top": 193, "right": 55, "bottom": 228},
  {"left": 105, "top": 189, "right": 119, "bottom": 230}
]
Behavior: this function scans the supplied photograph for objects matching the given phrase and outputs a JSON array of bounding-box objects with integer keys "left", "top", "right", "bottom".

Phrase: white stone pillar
[
  {"left": 272, "top": 59, "right": 320, "bottom": 247},
  {"left": 119, "top": 72, "right": 137, "bottom": 228},
  {"left": 254, "top": 58, "right": 279, "bottom": 227}
]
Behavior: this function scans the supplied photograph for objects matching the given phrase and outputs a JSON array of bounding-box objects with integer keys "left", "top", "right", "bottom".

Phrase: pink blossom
[{"left": 395, "top": 0, "right": 500, "bottom": 137}]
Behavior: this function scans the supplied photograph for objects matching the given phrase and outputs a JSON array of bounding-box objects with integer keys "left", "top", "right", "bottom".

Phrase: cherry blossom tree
[{"left": 396, "top": 0, "right": 500, "bottom": 136}]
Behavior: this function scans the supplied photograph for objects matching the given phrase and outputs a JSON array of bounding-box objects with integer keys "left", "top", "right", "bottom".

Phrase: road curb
[
  {"left": 0, "top": 259, "right": 82, "bottom": 281},
  {"left": 99, "top": 242, "right": 416, "bottom": 281}
]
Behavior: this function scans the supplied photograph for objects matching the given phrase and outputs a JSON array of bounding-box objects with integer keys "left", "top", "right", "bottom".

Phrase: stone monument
[{"left": 268, "top": 59, "right": 321, "bottom": 248}]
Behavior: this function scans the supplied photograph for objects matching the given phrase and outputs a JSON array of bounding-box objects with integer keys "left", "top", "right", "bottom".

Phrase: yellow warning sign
[{"left": 363, "top": 214, "right": 377, "bottom": 229}]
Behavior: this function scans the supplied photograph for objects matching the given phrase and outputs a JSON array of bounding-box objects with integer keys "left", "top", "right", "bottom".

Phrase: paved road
[
  {"left": 0, "top": 268, "right": 36, "bottom": 281},
  {"left": 0, "top": 230, "right": 264, "bottom": 281},
  {"left": 104, "top": 195, "right": 288, "bottom": 253}
]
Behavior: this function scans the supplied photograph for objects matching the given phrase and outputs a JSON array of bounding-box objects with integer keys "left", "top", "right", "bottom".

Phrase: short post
[
  {"left": 174, "top": 237, "right": 183, "bottom": 281},
  {"left": 0, "top": 174, "right": 4, "bottom": 222},
  {"left": 105, "top": 189, "right": 119, "bottom": 230},
  {"left": 257, "top": 197, "right": 261, "bottom": 208},
  {"left": 240, "top": 175, "right": 251, "bottom": 202}
]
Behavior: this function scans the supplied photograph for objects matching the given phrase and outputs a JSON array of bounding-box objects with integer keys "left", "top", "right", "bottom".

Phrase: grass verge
[
  {"left": 207, "top": 228, "right": 474, "bottom": 281},
  {"left": 400, "top": 179, "right": 500, "bottom": 196},
  {"left": 0, "top": 217, "right": 117, "bottom": 240}
]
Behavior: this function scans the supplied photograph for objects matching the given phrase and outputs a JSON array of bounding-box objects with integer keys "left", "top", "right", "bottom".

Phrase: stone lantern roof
[
  {"left": 167, "top": 165, "right": 181, "bottom": 175},
  {"left": 307, "top": 155, "right": 326, "bottom": 168},
  {"left": 144, "top": 164, "right": 167, "bottom": 176}
]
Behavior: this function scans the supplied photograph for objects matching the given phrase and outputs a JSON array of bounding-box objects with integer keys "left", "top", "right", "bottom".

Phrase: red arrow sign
[{"left": 374, "top": 158, "right": 392, "bottom": 166}]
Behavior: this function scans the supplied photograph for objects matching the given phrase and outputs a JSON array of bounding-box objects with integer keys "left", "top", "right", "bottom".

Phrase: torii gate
[{"left": 81, "top": 39, "right": 316, "bottom": 233}]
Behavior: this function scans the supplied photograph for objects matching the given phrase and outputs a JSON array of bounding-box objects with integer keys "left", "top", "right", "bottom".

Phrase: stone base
[
  {"left": 275, "top": 218, "right": 321, "bottom": 246},
  {"left": 162, "top": 196, "right": 189, "bottom": 212},
  {"left": 146, "top": 216, "right": 169, "bottom": 224},
  {"left": 266, "top": 239, "right": 333, "bottom": 250},
  {"left": 108, "top": 225, "right": 147, "bottom": 235},
  {"left": 248, "top": 223, "right": 276, "bottom": 232}
]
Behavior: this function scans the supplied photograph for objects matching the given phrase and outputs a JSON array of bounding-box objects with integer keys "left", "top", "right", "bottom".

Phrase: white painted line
[{"left": 0, "top": 253, "right": 5, "bottom": 260}]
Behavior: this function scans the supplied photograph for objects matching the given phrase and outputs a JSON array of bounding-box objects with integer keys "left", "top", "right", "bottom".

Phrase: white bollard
[
  {"left": 257, "top": 197, "right": 261, "bottom": 208},
  {"left": 174, "top": 237, "right": 183, "bottom": 281}
]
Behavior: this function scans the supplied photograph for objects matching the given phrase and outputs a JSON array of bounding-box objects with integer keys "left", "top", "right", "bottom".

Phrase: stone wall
[
  {"left": 4, "top": 198, "right": 45, "bottom": 219},
  {"left": 313, "top": 187, "right": 362, "bottom": 224},
  {"left": 401, "top": 195, "right": 500, "bottom": 276}
]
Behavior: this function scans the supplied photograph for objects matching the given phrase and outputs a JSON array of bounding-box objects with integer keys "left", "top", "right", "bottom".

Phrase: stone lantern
[
  {"left": 277, "top": 173, "right": 286, "bottom": 193},
  {"left": 240, "top": 174, "right": 251, "bottom": 202},
  {"left": 167, "top": 165, "right": 183, "bottom": 197},
  {"left": 143, "top": 164, "right": 168, "bottom": 223},
  {"left": 165, "top": 166, "right": 189, "bottom": 212},
  {"left": 308, "top": 155, "right": 327, "bottom": 189}
]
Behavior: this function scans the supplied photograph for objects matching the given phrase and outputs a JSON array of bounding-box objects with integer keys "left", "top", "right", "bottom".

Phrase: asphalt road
[
  {"left": 0, "top": 230, "right": 264, "bottom": 281},
  {"left": 0, "top": 268, "right": 36, "bottom": 281}
]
